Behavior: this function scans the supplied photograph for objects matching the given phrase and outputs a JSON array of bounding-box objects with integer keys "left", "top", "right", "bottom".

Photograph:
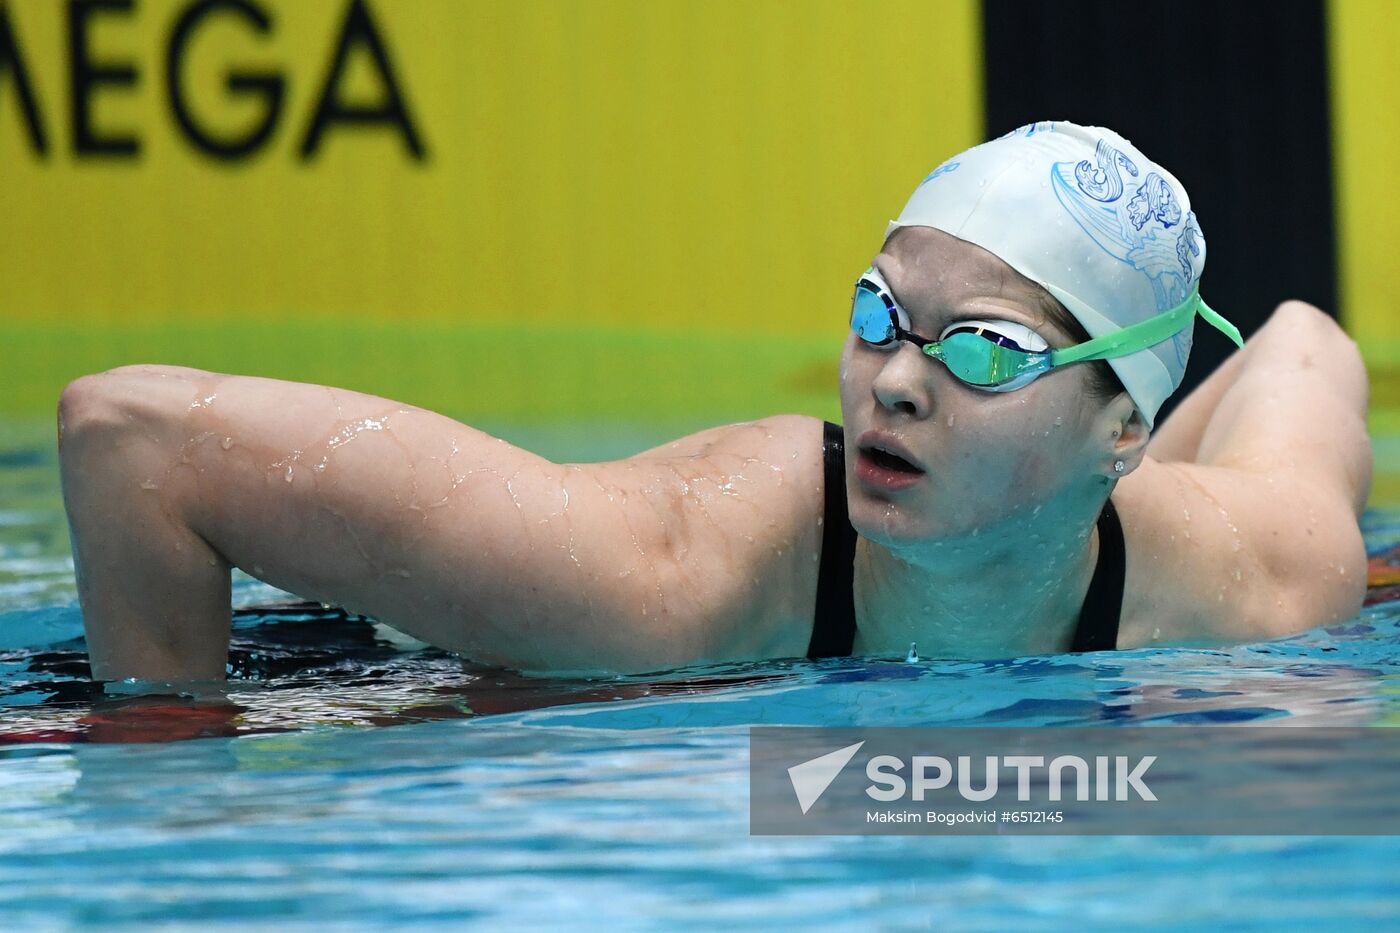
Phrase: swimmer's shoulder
[
  {"left": 1111, "top": 456, "right": 1367, "bottom": 649},
  {"left": 619, "top": 414, "right": 829, "bottom": 659}
]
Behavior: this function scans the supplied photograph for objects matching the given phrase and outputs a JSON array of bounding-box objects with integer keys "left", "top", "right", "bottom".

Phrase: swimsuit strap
[
  {"left": 806, "top": 422, "right": 1124, "bottom": 659},
  {"left": 1070, "top": 496, "right": 1125, "bottom": 652},
  {"left": 808, "top": 422, "right": 859, "bottom": 658}
]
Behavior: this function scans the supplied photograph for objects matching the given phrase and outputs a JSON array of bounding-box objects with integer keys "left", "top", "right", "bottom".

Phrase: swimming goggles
[{"left": 850, "top": 266, "right": 1244, "bottom": 391}]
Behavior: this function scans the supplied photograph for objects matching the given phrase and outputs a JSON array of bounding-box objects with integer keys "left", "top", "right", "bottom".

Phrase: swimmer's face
[{"left": 839, "top": 226, "right": 1113, "bottom": 545}]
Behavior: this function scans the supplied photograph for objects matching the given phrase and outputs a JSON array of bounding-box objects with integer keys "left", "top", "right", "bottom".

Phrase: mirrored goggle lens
[
  {"left": 851, "top": 285, "right": 896, "bottom": 345},
  {"left": 938, "top": 332, "right": 1044, "bottom": 386}
]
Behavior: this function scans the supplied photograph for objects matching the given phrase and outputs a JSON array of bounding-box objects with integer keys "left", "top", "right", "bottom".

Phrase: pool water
[{"left": 2, "top": 420, "right": 1400, "bottom": 931}]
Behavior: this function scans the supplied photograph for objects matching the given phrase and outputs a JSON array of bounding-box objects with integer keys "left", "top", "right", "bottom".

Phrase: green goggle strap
[
  {"left": 1048, "top": 289, "right": 1245, "bottom": 368},
  {"left": 1197, "top": 298, "right": 1245, "bottom": 348}
]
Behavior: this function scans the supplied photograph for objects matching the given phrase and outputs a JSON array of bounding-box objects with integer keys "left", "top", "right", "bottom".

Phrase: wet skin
[
  {"left": 839, "top": 228, "right": 1142, "bottom": 656},
  {"left": 59, "top": 372, "right": 829, "bottom": 678},
  {"left": 58, "top": 229, "right": 1373, "bottom": 681}
]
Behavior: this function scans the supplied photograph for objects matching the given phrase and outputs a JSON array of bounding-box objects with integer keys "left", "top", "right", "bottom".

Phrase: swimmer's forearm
[
  {"left": 1146, "top": 336, "right": 1247, "bottom": 463},
  {"left": 59, "top": 374, "right": 234, "bottom": 682}
]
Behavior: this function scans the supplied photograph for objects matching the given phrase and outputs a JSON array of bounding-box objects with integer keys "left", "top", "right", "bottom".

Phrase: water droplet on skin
[
  {"left": 1053, "top": 416, "right": 1063, "bottom": 426},
  {"left": 139, "top": 479, "right": 158, "bottom": 490},
  {"left": 253, "top": 565, "right": 264, "bottom": 576},
  {"left": 220, "top": 436, "right": 233, "bottom": 450},
  {"left": 946, "top": 414, "right": 956, "bottom": 427},
  {"left": 207, "top": 557, "right": 218, "bottom": 567},
  {"left": 284, "top": 466, "right": 294, "bottom": 483},
  {"left": 1152, "top": 626, "right": 1161, "bottom": 638}
]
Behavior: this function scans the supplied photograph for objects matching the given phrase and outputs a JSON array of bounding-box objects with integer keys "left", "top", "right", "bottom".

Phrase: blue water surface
[{"left": 2, "top": 420, "right": 1399, "bottom": 932}]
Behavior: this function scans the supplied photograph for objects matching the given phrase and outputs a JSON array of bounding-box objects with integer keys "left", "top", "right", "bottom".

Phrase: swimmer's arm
[
  {"left": 57, "top": 365, "right": 822, "bottom": 682},
  {"left": 1128, "top": 302, "right": 1371, "bottom": 643}
]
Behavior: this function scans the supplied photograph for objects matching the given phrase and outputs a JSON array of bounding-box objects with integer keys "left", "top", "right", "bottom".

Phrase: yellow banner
[
  {"left": 0, "top": 0, "right": 981, "bottom": 337},
  {"left": 1330, "top": 0, "right": 1400, "bottom": 361}
]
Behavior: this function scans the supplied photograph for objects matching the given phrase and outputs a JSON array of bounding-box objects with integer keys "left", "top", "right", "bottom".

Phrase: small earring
[{"left": 1113, "top": 460, "right": 1125, "bottom": 474}]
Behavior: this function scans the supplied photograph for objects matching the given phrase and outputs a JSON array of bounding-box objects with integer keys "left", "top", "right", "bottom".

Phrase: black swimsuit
[{"left": 807, "top": 421, "right": 1125, "bottom": 658}]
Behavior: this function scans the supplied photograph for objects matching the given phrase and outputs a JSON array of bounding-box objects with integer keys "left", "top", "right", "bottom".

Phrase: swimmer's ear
[{"left": 1098, "top": 392, "right": 1150, "bottom": 479}]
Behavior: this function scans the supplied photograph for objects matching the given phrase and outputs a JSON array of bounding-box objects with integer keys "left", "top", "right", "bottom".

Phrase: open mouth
[{"left": 862, "top": 446, "right": 924, "bottom": 474}]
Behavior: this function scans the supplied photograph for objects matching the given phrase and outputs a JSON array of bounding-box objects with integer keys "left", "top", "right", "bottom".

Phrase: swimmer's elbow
[
  {"left": 58, "top": 375, "right": 116, "bottom": 440},
  {"left": 58, "top": 366, "right": 198, "bottom": 445}
]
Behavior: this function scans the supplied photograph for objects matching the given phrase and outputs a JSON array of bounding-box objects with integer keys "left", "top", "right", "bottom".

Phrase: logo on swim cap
[
  {"left": 1050, "top": 134, "right": 1202, "bottom": 371},
  {"left": 918, "top": 161, "right": 961, "bottom": 186}
]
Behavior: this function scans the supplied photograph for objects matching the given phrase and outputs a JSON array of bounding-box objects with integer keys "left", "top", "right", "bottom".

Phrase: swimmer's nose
[{"left": 870, "top": 344, "right": 933, "bottom": 419}]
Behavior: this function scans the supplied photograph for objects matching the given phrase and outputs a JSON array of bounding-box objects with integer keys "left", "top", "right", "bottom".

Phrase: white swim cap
[{"left": 886, "top": 120, "right": 1206, "bottom": 428}]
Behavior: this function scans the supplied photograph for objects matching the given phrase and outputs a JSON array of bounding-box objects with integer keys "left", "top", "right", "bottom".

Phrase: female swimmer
[{"left": 56, "top": 122, "right": 1372, "bottom": 681}]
